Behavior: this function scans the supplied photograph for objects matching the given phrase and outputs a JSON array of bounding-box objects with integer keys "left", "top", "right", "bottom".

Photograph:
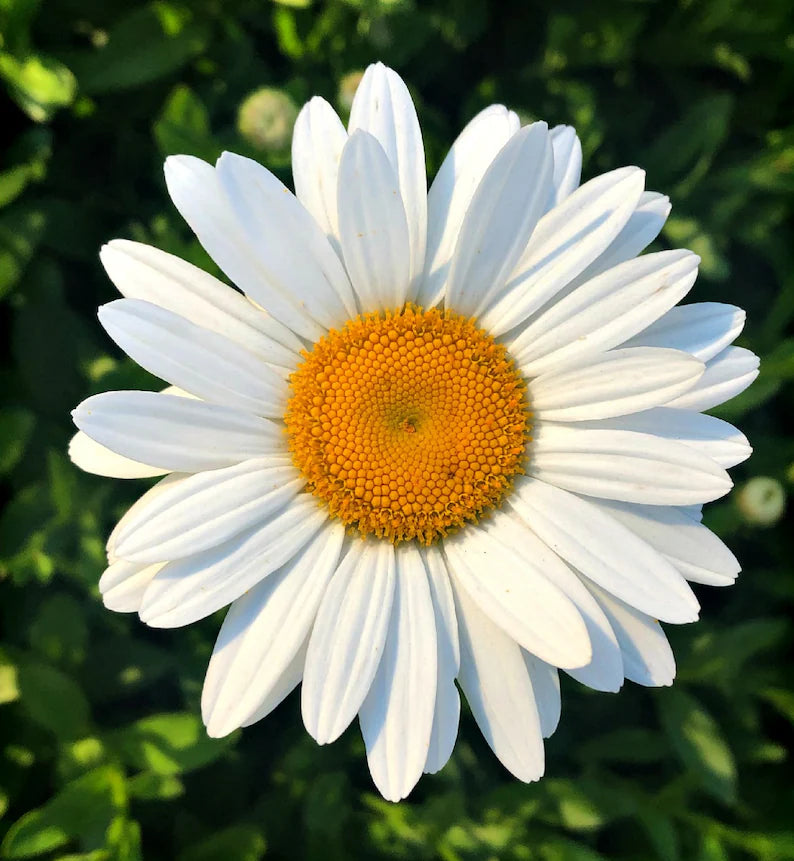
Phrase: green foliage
[{"left": 1, "top": 0, "right": 792, "bottom": 859}]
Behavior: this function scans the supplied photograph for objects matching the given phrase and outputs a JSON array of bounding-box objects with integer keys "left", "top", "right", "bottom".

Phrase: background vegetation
[{"left": 1, "top": 0, "right": 793, "bottom": 858}]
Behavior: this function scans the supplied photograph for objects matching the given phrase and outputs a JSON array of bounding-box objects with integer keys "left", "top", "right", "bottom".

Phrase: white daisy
[{"left": 70, "top": 62, "right": 759, "bottom": 801}]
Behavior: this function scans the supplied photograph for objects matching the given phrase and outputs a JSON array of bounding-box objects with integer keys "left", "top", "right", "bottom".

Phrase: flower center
[{"left": 285, "top": 305, "right": 531, "bottom": 545}]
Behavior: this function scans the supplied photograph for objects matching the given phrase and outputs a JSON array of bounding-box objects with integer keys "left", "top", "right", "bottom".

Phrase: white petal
[
  {"left": 100, "top": 239, "right": 302, "bottom": 363},
  {"left": 482, "top": 167, "right": 646, "bottom": 336},
  {"left": 422, "top": 546, "right": 461, "bottom": 774},
  {"left": 215, "top": 151, "right": 357, "bottom": 322},
  {"left": 531, "top": 347, "right": 705, "bottom": 422},
  {"left": 510, "top": 478, "right": 699, "bottom": 624},
  {"left": 586, "top": 583, "right": 676, "bottom": 687},
  {"left": 106, "top": 473, "right": 187, "bottom": 562},
  {"left": 664, "top": 347, "right": 760, "bottom": 412},
  {"left": 337, "top": 130, "right": 411, "bottom": 311},
  {"left": 512, "top": 250, "right": 700, "bottom": 376},
  {"left": 575, "top": 408, "right": 752, "bottom": 468},
  {"left": 73, "top": 391, "right": 282, "bottom": 473},
  {"left": 302, "top": 541, "right": 396, "bottom": 745},
  {"left": 451, "top": 576, "right": 544, "bottom": 782},
  {"left": 523, "top": 654, "right": 561, "bottom": 738},
  {"left": 99, "top": 560, "right": 164, "bottom": 612},
  {"left": 622, "top": 302, "right": 746, "bottom": 363},
  {"left": 69, "top": 431, "right": 167, "bottom": 479},
  {"left": 446, "top": 122, "right": 554, "bottom": 318},
  {"left": 112, "top": 457, "right": 304, "bottom": 563},
  {"left": 99, "top": 299, "right": 287, "bottom": 416},
  {"left": 443, "top": 523, "right": 591, "bottom": 669},
  {"left": 548, "top": 124, "right": 582, "bottom": 208},
  {"left": 241, "top": 638, "right": 307, "bottom": 728},
  {"left": 589, "top": 499, "right": 740, "bottom": 587},
  {"left": 565, "top": 191, "right": 671, "bottom": 290},
  {"left": 139, "top": 494, "right": 327, "bottom": 628},
  {"left": 164, "top": 155, "right": 342, "bottom": 341},
  {"left": 359, "top": 544, "right": 437, "bottom": 802},
  {"left": 292, "top": 97, "right": 348, "bottom": 250},
  {"left": 418, "top": 104, "right": 519, "bottom": 308},
  {"left": 530, "top": 422, "right": 732, "bottom": 505},
  {"left": 348, "top": 62, "right": 427, "bottom": 295},
  {"left": 202, "top": 522, "right": 345, "bottom": 737},
  {"left": 483, "top": 511, "right": 623, "bottom": 692}
]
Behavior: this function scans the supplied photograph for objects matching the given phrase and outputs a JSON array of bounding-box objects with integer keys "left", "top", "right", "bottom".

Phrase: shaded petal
[
  {"left": 665, "top": 347, "right": 759, "bottom": 412},
  {"left": 531, "top": 347, "right": 704, "bottom": 422},
  {"left": 292, "top": 96, "right": 347, "bottom": 249},
  {"left": 202, "top": 522, "right": 345, "bottom": 737},
  {"left": 106, "top": 473, "right": 187, "bottom": 562},
  {"left": 112, "top": 456, "right": 303, "bottom": 563},
  {"left": 443, "top": 523, "right": 591, "bottom": 669},
  {"left": 451, "top": 576, "right": 544, "bottom": 782},
  {"left": 419, "top": 104, "right": 519, "bottom": 308},
  {"left": 586, "top": 583, "right": 676, "bottom": 687},
  {"left": 523, "top": 654, "right": 561, "bottom": 738},
  {"left": 349, "top": 62, "right": 427, "bottom": 294},
  {"left": 73, "top": 391, "right": 282, "bottom": 473},
  {"left": 575, "top": 408, "right": 752, "bottom": 468},
  {"left": 139, "top": 494, "right": 327, "bottom": 628},
  {"left": 564, "top": 191, "right": 671, "bottom": 291},
  {"left": 241, "top": 638, "right": 308, "bottom": 728},
  {"left": 100, "top": 239, "right": 302, "bottom": 363},
  {"left": 422, "top": 546, "right": 461, "bottom": 774},
  {"left": 99, "top": 560, "right": 164, "bottom": 612},
  {"left": 482, "top": 167, "right": 646, "bottom": 336},
  {"left": 69, "top": 431, "right": 167, "bottom": 479},
  {"left": 302, "top": 541, "right": 396, "bottom": 745},
  {"left": 622, "top": 302, "right": 745, "bottom": 363},
  {"left": 99, "top": 299, "right": 287, "bottom": 416},
  {"left": 529, "top": 422, "right": 732, "bottom": 505},
  {"left": 512, "top": 250, "right": 700, "bottom": 376},
  {"left": 484, "top": 511, "right": 623, "bottom": 692},
  {"left": 446, "top": 122, "right": 554, "bottom": 318},
  {"left": 589, "top": 498, "right": 740, "bottom": 587},
  {"left": 359, "top": 544, "right": 437, "bottom": 802},
  {"left": 548, "top": 124, "right": 582, "bottom": 208},
  {"left": 510, "top": 478, "right": 699, "bottom": 624},
  {"left": 337, "top": 130, "right": 411, "bottom": 311}
]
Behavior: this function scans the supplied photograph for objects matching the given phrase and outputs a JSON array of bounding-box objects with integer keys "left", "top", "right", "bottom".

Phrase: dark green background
[{"left": 1, "top": 0, "right": 793, "bottom": 858}]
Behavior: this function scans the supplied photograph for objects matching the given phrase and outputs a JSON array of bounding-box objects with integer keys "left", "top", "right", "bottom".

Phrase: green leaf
[
  {"left": 69, "top": 4, "right": 208, "bottom": 94},
  {"left": 153, "top": 84, "right": 216, "bottom": 161},
  {"left": 112, "top": 713, "right": 237, "bottom": 775},
  {"left": 16, "top": 660, "right": 91, "bottom": 740},
  {"left": 29, "top": 593, "right": 88, "bottom": 665},
  {"left": 177, "top": 825, "right": 266, "bottom": 861},
  {"left": 126, "top": 771, "right": 184, "bottom": 801},
  {"left": 0, "top": 766, "right": 125, "bottom": 859},
  {"left": 0, "top": 660, "right": 20, "bottom": 705},
  {"left": 639, "top": 809, "right": 680, "bottom": 861},
  {"left": 0, "top": 204, "right": 47, "bottom": 299},
  {"left": 657, "top": 689, "right": 737, "bottom": 804},
  {"left": 0, "top": 408, "right": 35, "bottom": 474},
  {"left": 0, "top": 165, "right": 32, "bottom": 208},
  {"left": 0, "top": 52, "right": 76, "bottom": 121},
  {"left": 760, "top": 688, "right": 794, "bottom": 724}
]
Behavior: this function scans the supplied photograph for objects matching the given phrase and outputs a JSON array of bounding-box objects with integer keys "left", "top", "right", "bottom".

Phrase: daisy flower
[{"left": 70, "top": 63, "right": 759, "bottom": 801}]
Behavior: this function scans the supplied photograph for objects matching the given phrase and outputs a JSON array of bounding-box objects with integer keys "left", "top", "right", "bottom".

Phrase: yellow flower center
[{"left": 285, "top": 305, "right": 531, "bottom": 545}]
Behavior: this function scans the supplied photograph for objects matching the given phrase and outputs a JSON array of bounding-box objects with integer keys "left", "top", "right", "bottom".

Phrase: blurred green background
[{"left": 1, "top": 0, "right": 793, "bottom": 858}]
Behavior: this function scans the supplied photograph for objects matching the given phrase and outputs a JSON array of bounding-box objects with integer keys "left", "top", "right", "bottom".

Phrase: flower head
[{"left": 71, "top": 62, "right": 758, "bottom": 801}]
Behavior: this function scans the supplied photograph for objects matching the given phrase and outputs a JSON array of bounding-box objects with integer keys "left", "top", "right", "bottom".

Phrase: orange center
[{"left": 285, "top": 305, "right": 531, "bottom": 544}]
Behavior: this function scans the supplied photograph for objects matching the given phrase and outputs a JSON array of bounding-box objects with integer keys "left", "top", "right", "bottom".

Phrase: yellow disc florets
[{"left": 285, "top": 305, "right": 531, "bottom": 545}]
